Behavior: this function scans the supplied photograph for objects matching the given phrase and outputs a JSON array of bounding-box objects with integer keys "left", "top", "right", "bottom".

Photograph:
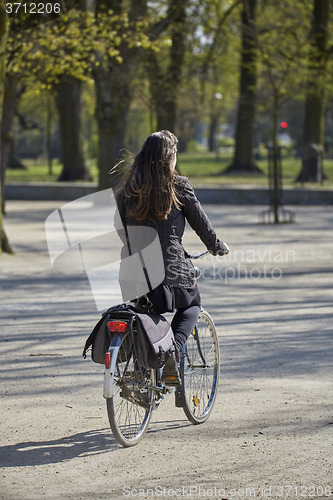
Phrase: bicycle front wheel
[
  {"left": 106, "top": 329, "right": 155, "bottom": 447},
  {"left": 180, "top": 310, "right": 220, "bottom": 424}
]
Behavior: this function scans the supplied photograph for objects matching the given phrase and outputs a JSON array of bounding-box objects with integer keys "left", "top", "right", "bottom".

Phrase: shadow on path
[
  {"left": 1, "top": 428, "right": 117, "bottom": 467},
  {"left": 1, "top": 420, "right": 192, "bottom": 467}
]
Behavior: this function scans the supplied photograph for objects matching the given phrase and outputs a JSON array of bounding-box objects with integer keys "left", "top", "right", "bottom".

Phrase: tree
[
  {"left": 186, "top": 0, "right": 241, "bottom": 154},
  {"left": 256, "top": 0, "right": 311, "bottom": 145},
  {"left": 1, "top": 6, "right": 90, "bottom": 193},
  {"left": 54, "top": 0, "right": 91, "bottom": 181},
  {"left": 255, "top": 0, "right": 311, "bottom": 221},
  {"left": 4, "top": 1, "right": 92, "bottom": 183},
  {"left": 297, "top": 0, "right": 330, "bottom": 182},
  {"left": 0, "top": 0, "right": 13, "bottom": 253},
  {"left": 1, "top": 26, "right": 26, "bottom": 212},
  {"left": 226, "top": 0, "right": 260, "bottom": 173},
  {"left": 55, "top": 75, "right": 91, "bottom": 181},
  {"left": 1, "top": 73, "right": 23, "bottom": 212},
  {"left": 93, "top": 0, "right": 149, "bottom": 189},
  {"left": 3, "top": 0, "right": 153, "bottom": 190},
  {"left": 145, "top": 0, "right": 189, "bottom": 133}
]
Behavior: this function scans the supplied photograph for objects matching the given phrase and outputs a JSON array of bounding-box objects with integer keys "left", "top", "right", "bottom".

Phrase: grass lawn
[
  {"left": 5, "top": 152, "right": 333, "bottom": 188},
  {"left": 178, "top": 151, "right": 333, "bottom": 188}
]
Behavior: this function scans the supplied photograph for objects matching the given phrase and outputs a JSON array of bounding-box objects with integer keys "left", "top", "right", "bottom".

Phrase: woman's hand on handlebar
[
  {"left": 210, "top": 242, "right": 230, "bottom": 256},
  {"left": 188, "top": 243, "right": 230, "bottom": 259}
]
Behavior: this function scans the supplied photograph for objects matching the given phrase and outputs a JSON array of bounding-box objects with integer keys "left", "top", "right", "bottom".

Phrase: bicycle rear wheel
[
  {"left": 179, "top": 310, "right": 220, "bottom": 424},
  {"left": 106, "top": 329, "right": 155, "bottom": 447}
]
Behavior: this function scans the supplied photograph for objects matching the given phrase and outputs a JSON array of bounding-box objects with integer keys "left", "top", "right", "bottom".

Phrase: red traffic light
[{"left": 280, "top": 121, "right": 288, "bottom": 129}]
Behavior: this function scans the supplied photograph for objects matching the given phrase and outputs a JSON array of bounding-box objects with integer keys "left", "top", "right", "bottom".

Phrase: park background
[
  {"left": 1, "top": 0, "right": 333, "bottom": 253},
  {"left": 0, "top": 3, "right": 332, "bottom": 498}
]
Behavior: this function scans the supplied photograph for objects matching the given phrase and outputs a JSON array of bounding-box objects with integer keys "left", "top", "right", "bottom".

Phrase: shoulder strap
[
  {"left": 116, "top": 193, "right": 153, "bottom": 293},
  {"left": 116, "top": 193, "right": 132, "bottom": 256}
]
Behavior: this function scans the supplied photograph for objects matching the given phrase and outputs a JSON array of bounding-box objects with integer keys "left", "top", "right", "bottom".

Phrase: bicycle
[{"left": 103, "top": 250, "right": 220, "bottom": 447}]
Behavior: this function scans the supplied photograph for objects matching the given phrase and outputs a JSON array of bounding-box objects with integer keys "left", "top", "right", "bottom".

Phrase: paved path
[{"left": 0, "top": 201, "right": 332, "bottom": 500}]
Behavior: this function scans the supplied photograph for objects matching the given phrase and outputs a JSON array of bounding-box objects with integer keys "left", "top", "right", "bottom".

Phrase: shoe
[{"left": 161, "top": 351, "right": 181, "bottom": 386}]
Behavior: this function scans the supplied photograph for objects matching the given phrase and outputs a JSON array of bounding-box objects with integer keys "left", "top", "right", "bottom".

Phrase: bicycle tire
[
  {"left": 180, "top": 310, "right": 220, "bottom": 424},
  {"left": 106, "top": 329, "right": 155, "bottom": 447}
]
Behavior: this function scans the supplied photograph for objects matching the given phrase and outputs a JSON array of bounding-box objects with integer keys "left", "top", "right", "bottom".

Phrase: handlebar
[{"left": 187, "top": 250, "right": 210, "bottom": 260}]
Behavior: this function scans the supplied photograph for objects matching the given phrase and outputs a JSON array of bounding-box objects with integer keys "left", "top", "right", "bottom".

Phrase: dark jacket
[{"left": 116, "top": 176, "right": 225, "bottom": 288}]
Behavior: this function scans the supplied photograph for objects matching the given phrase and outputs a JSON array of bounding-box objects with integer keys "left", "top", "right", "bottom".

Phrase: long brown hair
[{"left": 123, "top": 130, "right": 182, "bottom": 221}]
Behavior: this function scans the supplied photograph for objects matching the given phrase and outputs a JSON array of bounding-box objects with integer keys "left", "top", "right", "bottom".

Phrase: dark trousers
[
  {"left": 146, "top": 284, "right": 201, "bottom": 353},
  {"left": 171, "top": 305, "right": 201, "bottom": 353}
]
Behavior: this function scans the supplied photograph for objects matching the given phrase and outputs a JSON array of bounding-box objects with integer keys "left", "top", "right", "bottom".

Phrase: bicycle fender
[{"left": 103, "top": 334, "right": 123, "bottom": 399}]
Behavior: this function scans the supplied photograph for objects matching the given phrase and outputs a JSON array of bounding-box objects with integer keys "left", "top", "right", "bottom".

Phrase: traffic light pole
[{"left": 259, "top": 94, "right": 295, "bottom": 224}]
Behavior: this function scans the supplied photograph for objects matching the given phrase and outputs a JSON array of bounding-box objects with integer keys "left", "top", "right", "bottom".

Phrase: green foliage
[
  {"left": 6, "top": 5, "right": 152, "bottom": 85},
  {"left": 256, "top": 0, "right": 313, "bottom": 106},
  {"left": 185, "top": 0, "right": 241, "bottom": 110}
]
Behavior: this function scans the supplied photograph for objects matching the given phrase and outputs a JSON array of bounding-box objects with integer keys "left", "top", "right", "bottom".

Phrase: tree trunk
[
  {"left": 1, "top": 74, "right": 20, "bottom": 212},
  {"left": 94, "top": 67, "right": 131, "bottom": 190},
  {"left": 55, "top": 76, "right": 91, "bottom": 181},
  {"left": 225, "top": 0, "right": 260, "bottom": 173},
  {"left": 208, "top": 114, "right": 218, "bottom": 153},
  {"left": 146, "top": 0, "right": 188, "bottom": 134},
  {"left": 94, "top": 0, "right": 147, "bottom": 190},
  {"left": 0, "top": 182, "right": 12, "bottom": 252},
  {"left": 0, "top": 1, "right": 13, "bottom": 253},
  {"left": 97, "top": 122, "right": 126, "bottom": 190},
  {"left": 297, "top": 0, "right": 329, "bottom": 183},
  {"left": 46, "top": 92, "right": 53, "bottom": 175},
  {"left": 156, "top": 88, "right": 178, "bottom": 133}
]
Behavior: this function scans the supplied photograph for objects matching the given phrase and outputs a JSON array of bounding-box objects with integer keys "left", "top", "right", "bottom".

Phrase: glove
[{"left": 210, "top": 242, "right": 230, "bottom": 256}]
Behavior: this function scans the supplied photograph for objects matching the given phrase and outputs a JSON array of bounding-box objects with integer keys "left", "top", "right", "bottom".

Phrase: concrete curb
[{"left": 4, "top": 181, "right": 333, "bottom": 204}]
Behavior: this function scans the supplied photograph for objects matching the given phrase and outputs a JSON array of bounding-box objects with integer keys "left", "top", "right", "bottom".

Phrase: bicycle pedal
[
  {"left": 162, "top": 376, "right": 181, "bottom": 386},
  {"left": 162, "top": 353, "right": 181, "bottom": 385}
]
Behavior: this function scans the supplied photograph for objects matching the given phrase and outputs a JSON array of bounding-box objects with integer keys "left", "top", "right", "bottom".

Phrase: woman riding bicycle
[{"left": 114, "top": 130, "right": 229, "bottom": 384}]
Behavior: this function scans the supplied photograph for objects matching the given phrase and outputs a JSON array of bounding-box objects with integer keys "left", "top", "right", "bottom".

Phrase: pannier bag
[{"left": 82, "top": 304, "right": 175, "bottom": 369}]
